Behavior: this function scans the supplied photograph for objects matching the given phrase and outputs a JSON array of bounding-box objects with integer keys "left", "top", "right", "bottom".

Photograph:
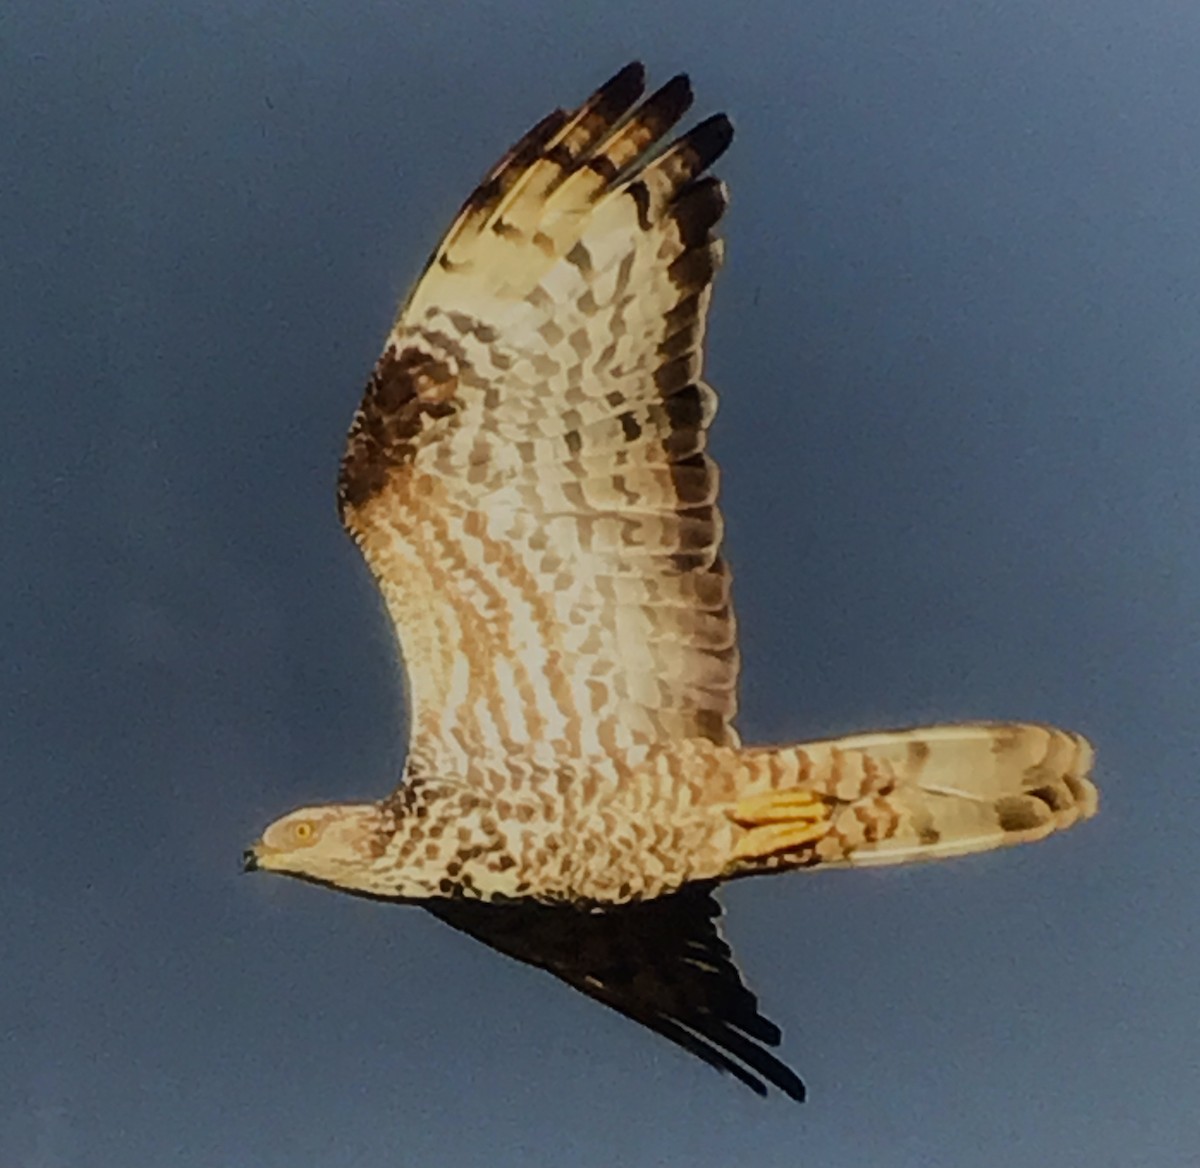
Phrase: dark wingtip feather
[
  {"left": 689, "top": 1016, "right": 808, "bottom": 1102},
  {"left": 648, "top": 1015, "right": 772, "bottom": 1098},
  {"left": 585, "top": 63, "right": 648, "bottom": 128},
  {"left": 639, "top": 72, "right": 695, "bottom": 138},
  {"left": 602, "top": 61, "right": 647, "bottom": 100},
  {"left": 684, "top": 113, "right": 735, "bottom": 173},
  {"left": 738, "top": 1008, "right": 783, "bottom": 1048}
]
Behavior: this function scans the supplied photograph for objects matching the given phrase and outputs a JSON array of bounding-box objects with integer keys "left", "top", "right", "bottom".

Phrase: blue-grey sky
[{"left": 5, "top": 1, "right": 1199, "bottom": 1165}]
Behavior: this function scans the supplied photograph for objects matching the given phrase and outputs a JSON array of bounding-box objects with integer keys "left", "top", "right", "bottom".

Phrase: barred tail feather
[{"left": 728, "top": 722, "right": 1097, "bottom": 873}]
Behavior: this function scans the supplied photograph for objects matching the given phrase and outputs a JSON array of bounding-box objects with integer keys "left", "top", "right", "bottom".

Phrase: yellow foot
[
  {"left": 729, "top": 789, "right": 832, "bottom": 862},
  {"left": 731, "top": 788, "right": 829, "bottom": 826}
]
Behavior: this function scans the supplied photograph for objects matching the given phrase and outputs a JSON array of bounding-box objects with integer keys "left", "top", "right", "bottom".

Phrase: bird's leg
[{"left": 728, "top": 789, "right": 832, "bottom": 861}]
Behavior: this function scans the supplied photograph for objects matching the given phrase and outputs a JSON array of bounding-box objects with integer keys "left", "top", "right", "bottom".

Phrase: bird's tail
[{"left": 723, "top": 722, "right": 1097, "bottom": 875}]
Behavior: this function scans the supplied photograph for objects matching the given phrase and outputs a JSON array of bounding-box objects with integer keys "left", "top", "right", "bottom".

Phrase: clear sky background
[{"left": 5, "top": 2, "right": 1199, "bottom": 1165}]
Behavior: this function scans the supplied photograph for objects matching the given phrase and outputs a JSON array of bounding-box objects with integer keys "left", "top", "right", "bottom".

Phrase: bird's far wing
[
  {"left": 337, "top": 64, "right": 739, "bottom": 783},
  {"left": 426, "top": 885, "right": 805, "bottom": 1102}
]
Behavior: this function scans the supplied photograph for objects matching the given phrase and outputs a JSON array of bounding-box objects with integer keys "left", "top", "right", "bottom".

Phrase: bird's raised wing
[
  {"left": 426, "top": 885, "right": 806, "bottom": 1101},
  {"left": 338, "top": 65, "right": 738, "bottom": 781}
]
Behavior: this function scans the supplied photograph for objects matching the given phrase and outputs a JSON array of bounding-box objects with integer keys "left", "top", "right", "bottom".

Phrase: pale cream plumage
[{"left": 247, "top": 63, "right": 1098, "bottom": 1100}]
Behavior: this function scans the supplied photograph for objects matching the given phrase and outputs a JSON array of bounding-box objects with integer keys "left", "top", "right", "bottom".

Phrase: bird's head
[{"left": 243, "top": 803, "right": 389, "bottom": 891}]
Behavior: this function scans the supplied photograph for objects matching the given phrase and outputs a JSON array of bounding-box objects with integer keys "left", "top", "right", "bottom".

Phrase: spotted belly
[{"left": 376, "top": 774, "right": 730, "bottom": 904}]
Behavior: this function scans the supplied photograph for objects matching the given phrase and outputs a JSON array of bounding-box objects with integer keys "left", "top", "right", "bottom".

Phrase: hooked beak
[{"left": 243, "top": 839, "right": 286, "bottom": 873}]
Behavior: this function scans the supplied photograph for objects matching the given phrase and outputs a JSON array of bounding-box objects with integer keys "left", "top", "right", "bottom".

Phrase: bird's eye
[{"left": 292, "top": 820, "right": 316, "bottom": 843}]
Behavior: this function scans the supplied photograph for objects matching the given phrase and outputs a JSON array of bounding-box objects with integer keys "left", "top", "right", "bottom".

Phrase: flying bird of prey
[{"left": 244, "top": 63, "right": 1098, "bottom": 1100}]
